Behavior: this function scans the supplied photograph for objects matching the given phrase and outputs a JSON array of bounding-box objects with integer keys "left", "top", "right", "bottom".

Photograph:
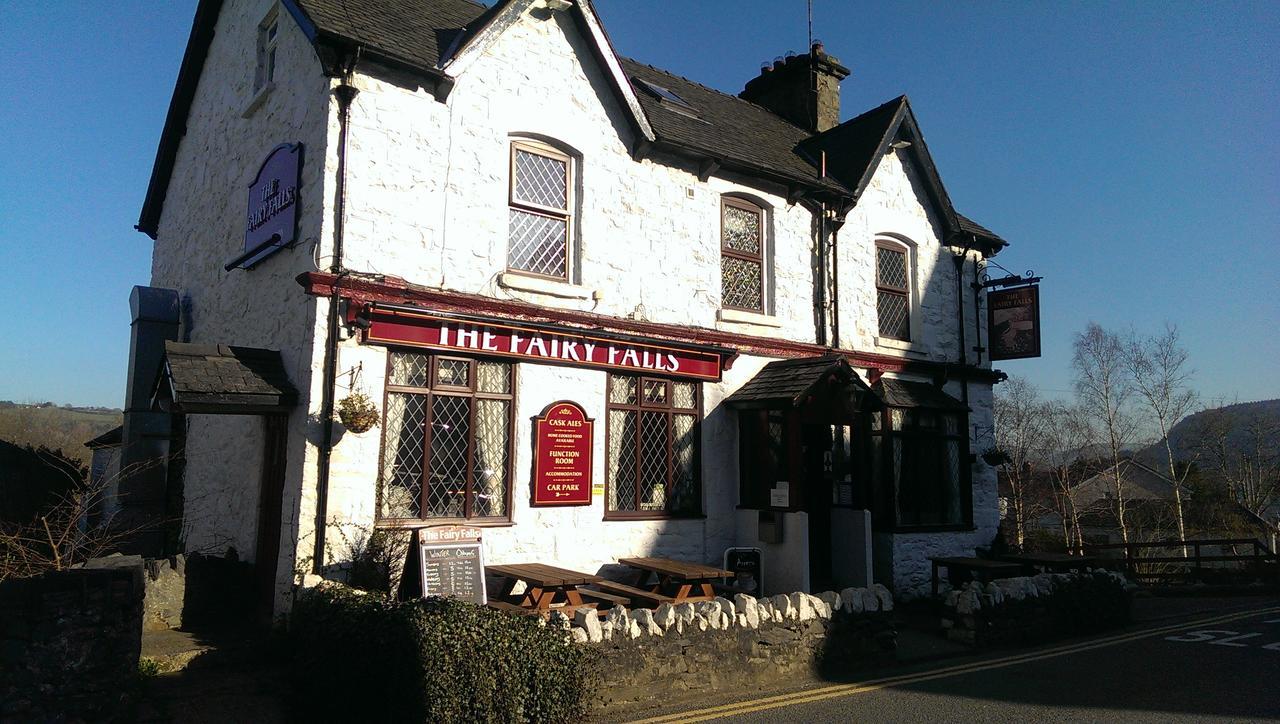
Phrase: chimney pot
[{"left": 741, "top": 42, "right": 850, "bottom": 133}]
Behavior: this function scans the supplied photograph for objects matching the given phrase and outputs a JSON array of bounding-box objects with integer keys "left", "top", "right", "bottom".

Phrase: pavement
[{"left": 621, "top": 595, "right": 1280, "bottom": 723}]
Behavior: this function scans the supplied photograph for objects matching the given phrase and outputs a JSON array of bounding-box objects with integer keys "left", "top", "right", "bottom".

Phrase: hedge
[{"left": 289, "top": 585, "right": 596, "bottom": 723}]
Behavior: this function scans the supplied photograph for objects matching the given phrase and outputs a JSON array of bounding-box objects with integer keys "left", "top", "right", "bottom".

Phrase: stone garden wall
[
  {"left": 0, "top": 563, "right": 145, "bottom": 722},
  {"left": 940, "top": 570, "right": 1132, "bottom": 647},
  {"left": 552, "top": 586, "right": 898, "bottom": 709}
]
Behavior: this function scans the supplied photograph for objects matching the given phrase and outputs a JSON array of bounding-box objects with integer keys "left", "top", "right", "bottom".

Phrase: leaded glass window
[
  {"left": 721, "top": 198, "right": 766, "bottom": 311},
  {"left": 378, "top": 351, "right": 514, "bottom": 522},
  {"left": 876, "top": 241, "right": 911, "bottom": 340},
  {"left": 509, "top": 142, "right": 572, "bottom": 280},
  {"left": 606, "top": 374, "right": 701, "bottom": 517},
  {"left": 869, "top": 405, "right": 969, "bottom": 528}
]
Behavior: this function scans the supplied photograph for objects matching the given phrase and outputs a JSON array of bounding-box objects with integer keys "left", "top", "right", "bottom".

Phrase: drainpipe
[
  {"left": 830, "top": 213, "right": 842, "bottom": 349},
  {"left": 815, "top": 201, "right": 829, "bottom": 347},
  {"left": 972, "top": 249, "right": 984, "bottom": 366},
  {"left": 952, "top": 243, "right": 971, "bottom": 406},
  {"left": 313, "top": 61, "right": 359, "bottom": 574}
]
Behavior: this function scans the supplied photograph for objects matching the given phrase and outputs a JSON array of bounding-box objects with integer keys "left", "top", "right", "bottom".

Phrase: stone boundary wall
[
  {"left": 551, "top": 586, "right": 898, "bottom": 709},
  {"left": 940, "top": 570, "right": 1132, "bottom": 647},
  {"left": 0, "top": 564, "right": 145, "bottom": 722}
]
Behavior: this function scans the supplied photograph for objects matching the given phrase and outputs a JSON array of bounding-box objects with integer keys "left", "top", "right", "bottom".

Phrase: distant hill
[
  {"left": 1132, "top": 399, "right": 1280, "bottom": 470},
  {"left": 0, "top": 403, "right": 122, "bottom": 467}
]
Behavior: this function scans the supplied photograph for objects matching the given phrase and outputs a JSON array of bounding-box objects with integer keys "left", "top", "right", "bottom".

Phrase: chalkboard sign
[
  {"left": 724, "top": 547, "right": 763, "bottom": 595},
  {"left": 418, "top": 527, "right": 487, "bottom": 604}
]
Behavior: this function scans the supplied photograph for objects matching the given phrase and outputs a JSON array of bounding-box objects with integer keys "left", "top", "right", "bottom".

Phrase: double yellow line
[{"left": 628, "top": 605, "right": 1280, "bottom": 723}]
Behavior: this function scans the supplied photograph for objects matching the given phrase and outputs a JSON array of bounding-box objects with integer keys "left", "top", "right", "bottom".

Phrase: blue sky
[{"left": 1, "top": 1, "right": 1276, "bottom": 409}]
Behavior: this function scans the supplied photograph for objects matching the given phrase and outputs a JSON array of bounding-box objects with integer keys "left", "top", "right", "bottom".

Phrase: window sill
[
  {"left": 873, "top": 336, "right": 929, "bottom": 357},
  {"left": 242, "top": 81, "right": 275, "bottom": 119},
  {"left": 498, "top": 272, "right": 594, "bottom": 300},
  {"left": 375, "top": 518, "right": 515, "bottom": 529},
  {"left": 604, "top": 513, "right": 706, "bottom": 522},
  {"left": 717, "top": 308, "right": 782, "bottom": 328}
]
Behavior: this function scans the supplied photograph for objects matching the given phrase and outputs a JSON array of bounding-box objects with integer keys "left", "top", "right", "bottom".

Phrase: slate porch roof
[
  {"left": 84, "top": 426, "right": 124, "bottom": 449},
  {"left": 871, "top": 378, "right": 969, "bottom": 412},
  {"left": 154, "top": 342, "right": 298, "bottom": 414},
  {"left": 726, "top": 356, "right": 879, "bottom": 410}
]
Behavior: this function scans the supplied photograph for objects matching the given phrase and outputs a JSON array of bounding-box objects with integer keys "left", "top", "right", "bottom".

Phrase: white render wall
[
  {"left": 320, "top": 340, "right": 780, "bottom": 574},
  {"left": 337, "top": 8, "right": 816, "bottom": 341},
  {"left": 146, "top": 0, "right": 334, "bottom": 609},
  {"left": 143, "top": 0, "right": 1007, "bottom": 609}
]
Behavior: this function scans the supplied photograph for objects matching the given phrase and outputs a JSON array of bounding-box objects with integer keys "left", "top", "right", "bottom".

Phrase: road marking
[{"left": 627, "top": 606, "right": 1280, "bottom": 724}]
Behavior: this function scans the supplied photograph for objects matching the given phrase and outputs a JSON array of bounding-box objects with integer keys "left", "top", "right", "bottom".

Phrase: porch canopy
[
  {"left": 870, "top": 377, "right": 968, "bottom": 412},
  {"left": 725, "top": 355, "right": 882, "bottom": 416},
  {"left": 151, "top": 341, "right": 298, "bottom": 415}
]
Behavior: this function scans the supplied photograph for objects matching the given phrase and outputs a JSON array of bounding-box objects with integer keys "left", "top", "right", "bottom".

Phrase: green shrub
[{"left": 289, "top": 585, "right": 596, "bottom": 723}]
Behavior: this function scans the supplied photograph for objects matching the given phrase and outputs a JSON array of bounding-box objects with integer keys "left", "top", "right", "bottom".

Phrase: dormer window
[{"left": 508, "top": 140, "right": 573, "bottom": 280}]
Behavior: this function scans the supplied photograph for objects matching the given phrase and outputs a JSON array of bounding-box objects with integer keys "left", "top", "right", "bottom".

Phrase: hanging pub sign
[
  {"left": 357, "top": 304, "right": 730, "bottom": 381},
  {"left": 417, "top": 525, "right": 486, "bottom": 604},
  {"left": 531, "top": 401, "right": 594, "bottom": 506},
  {"left": 227, "top": 142, "right": 303, "bottom": 270},
  {"left": 987, "top": 285, "right": 1041, "bottom": 360}
]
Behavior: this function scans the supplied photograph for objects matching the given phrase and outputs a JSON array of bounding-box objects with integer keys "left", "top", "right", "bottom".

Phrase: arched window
[
  {"left": 875, "top": 239, "right": 912, "bottom": 341},
  {"left": 720, "top": 197, "right": 767, "bottom": 312},
  {"left": 508, "top": 139, "right": 575, "bottom": 280}
]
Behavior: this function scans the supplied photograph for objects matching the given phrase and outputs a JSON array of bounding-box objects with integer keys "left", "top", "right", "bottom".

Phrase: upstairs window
[
  {"left": 875, "top": 241, "right": 911, "bottom": 341},
  {"left": 508, "top": 141, "right": 573, "bottom": 280},
  {"left": 255, "top": 10, "right": 279, "bottom": 93},
  {"left": 721, "top": 198, "right": 766, "bottom": 312}
]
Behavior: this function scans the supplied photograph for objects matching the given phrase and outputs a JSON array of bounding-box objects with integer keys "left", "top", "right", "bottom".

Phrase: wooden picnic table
[
  {"left": 999, "top": 552, "right": 1098, "bottom": 574},
  {"left": 618, "top": 556, "right": 733, "bottom": 603},
  {"left": 929, "top": 556, "right": 1024, "bottom": 598},
  {"left": 486, "top": 563, "right": 602, "bottom": 612}
]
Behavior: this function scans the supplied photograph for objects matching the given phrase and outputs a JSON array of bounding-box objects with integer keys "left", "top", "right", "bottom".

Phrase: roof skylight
[{"left": 634, "top": 78, "right": 695, "bottom": 111}]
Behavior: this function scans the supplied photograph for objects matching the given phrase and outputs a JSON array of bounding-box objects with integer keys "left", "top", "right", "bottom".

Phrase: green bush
[{"left": 289, "top": 585, "right": 596, "bottom": 723}]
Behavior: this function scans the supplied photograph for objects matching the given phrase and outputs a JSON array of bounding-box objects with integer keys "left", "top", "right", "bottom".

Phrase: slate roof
[
  {"left": 726, "top": 356, "right": 878, "bottom": 409},
  {"left": 291, "top": 0, "right": 489, "bottom": 71},
  {"left": 84, "top": 426, "right": 123, "bottom": 449},
  {"left": 871, "top": 378, "right": 968, "bottom": 411},
  {"left": 622, "top": 60, "right": 844, "bottom": 191},
  {"left": 155, "top": 342, "right": 298, "bottom": 414}
]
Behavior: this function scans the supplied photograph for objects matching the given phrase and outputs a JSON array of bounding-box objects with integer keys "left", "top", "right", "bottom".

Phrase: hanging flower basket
[
  {"left": 980, "top": 448, "right": 1011, "bottom": 467},
  {"left": 337, "top": 392, "right": 379, "bottom": 433}
]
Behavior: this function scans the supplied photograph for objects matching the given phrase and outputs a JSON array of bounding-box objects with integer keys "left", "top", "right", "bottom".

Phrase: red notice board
[{"left": 531, "top": 401, "right": 594, "bottom": 506}]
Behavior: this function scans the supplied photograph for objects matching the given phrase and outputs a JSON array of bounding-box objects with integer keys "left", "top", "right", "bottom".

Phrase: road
[{"left": 634, "top": 604, "right": 1280, "bottom": 723}]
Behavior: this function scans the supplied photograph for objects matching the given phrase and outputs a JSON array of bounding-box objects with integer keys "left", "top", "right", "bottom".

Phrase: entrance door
[
  {"left": 253, "top": 415, "right": 289, "bottom": 626},
  {"left": 803, "top": 424, "right": 835, "bottom": 591}
]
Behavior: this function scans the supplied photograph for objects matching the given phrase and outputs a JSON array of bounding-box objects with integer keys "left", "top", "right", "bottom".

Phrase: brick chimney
[{"left": 740, "top": 42, "right": 850, "bottom": 133}]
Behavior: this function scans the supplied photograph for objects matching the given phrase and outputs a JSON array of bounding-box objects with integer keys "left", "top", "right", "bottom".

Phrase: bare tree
[
  {"left": 1041, "top": 401, "right": 1099, "bottom": 551},
  {"left": 994, "top": 376, "right": 1048, "bottom": 550},
  {"left": 1189, "top": 406, "right": 1280, "bottom": 519},
  {"left": 1072, "top": 323, "right": 1138, "bottom": 543},
  {"left": 1124, "top": 324, "right": 1198, "bottom": 550}
]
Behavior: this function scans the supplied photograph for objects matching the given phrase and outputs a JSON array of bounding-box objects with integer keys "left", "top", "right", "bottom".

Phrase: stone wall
[
  {"left": 940, "top": 570, "right": 1132, "bottom": 647},
  {"left": 0, "top": 564, "right": 144, "bottom": 722},
  {"left": 556, "top": 586, "right": 897, "bottom": 710}
]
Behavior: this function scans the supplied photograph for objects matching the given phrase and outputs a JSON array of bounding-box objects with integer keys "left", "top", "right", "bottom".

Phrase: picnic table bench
[
  {"left": 929, "top": 556, "right": 1024, "bottom": 598},
  {"left": 998, "top": 552, "right": 1098, "bottom": 574},
  {"left": 486, "top": 563, "right": 602, "bottom": 612},
  {"left": 618, "top": 556, "right": 733, "bottom": 603}
]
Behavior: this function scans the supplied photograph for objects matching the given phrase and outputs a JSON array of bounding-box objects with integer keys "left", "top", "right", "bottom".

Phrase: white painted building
[{"left": 128, "top": 0, "right": 1014, "bottom": 618}]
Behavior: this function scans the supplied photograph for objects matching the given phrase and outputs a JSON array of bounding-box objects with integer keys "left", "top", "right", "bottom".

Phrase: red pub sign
[
  {"left": 359, "top": 304, "right": 728, "bottom": 381},
  {"left": 532, "top": 401, "right": 594, "bottom": 506}
]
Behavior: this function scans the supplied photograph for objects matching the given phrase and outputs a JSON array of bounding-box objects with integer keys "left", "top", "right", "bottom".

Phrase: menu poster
[
  {"left": 531, "top": 401, "right": 594, "bottom": 506},
  {"left": 418, "top": 527, "right": 486, "bottom": 605}
]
